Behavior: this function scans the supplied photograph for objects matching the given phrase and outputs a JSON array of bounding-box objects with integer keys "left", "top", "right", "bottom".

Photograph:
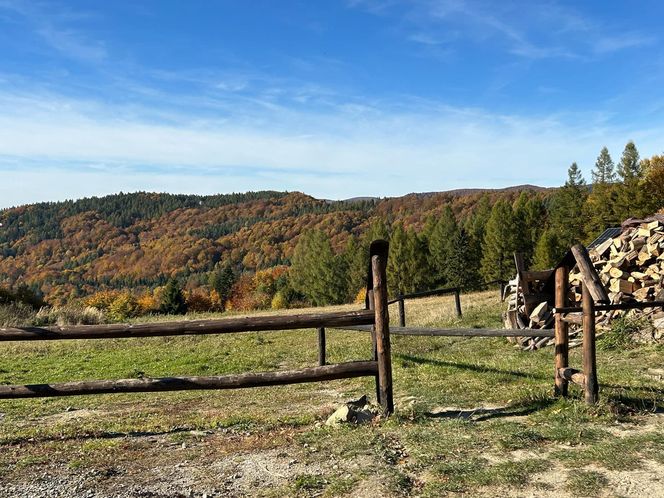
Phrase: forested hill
[
  {"left": 1, "top": 142, "right": 662, "bottom": 310},
  {"left": 0, "top": 186, "right": 546, "bottom": 303}
]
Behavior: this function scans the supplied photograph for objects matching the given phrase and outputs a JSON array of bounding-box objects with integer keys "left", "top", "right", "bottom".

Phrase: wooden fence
[
  {"left": 388, "top": 287, "right": 462, "bottom": 327},
  {"left": 552, "top": 244, "right": 664, "bottom": 404},
  {"left": 0, "top": 241, "right": 394, "bottom": 415}
]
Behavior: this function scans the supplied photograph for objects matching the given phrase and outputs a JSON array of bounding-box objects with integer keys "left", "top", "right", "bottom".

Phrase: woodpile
[
  {"left": 568, "top": 215, "right": 664, "bottom": 342},
  {"left": 504, "top": 215, "right": 664, "bottom": 350}
]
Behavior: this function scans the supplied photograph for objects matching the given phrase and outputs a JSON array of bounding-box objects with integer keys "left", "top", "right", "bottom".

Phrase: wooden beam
[
  {"left": 0, "top": 310, "right": 375, "bottom": 342},
  {"left": 335, "top": 325, "right": 554, "bottom": 338},
  {"left": 387, "top": 286, "right": 460, "bottom": 304},
  {"left": 0, "top": 361, "right": 379, "bottom": 399},
  {"left": 582, "top": 283, "right": 599, "bottom": 404},
  {"left": 554, "top": 265, "right": 570, "bottom": 397},
  {"left": 371, "top": 239, "right": 393, "bottom": 416},
  {"left": 571, "top": 244, "right": 610, "bottom": 303},
  {"left": 554, "top": 300, "right": 664, "bottom": 314}
]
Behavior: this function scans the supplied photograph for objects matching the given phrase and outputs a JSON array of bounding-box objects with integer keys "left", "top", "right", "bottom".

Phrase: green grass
[{"left": 0, "top": 290, "right": 662, "bottom": 496}]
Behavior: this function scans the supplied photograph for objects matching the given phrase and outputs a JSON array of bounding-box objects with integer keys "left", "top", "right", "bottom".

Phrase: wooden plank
[
  {"left": 335, "top": 325, "right": 554, "bottom": 338},
  {"left": 553, "top": 300, "right": 664, "bottom": 314},
  {"left": 571, "top": 244, "right": 610, "bottom": 303},
  {"left": 0, "top": 310, "right": 375, "bottom": 342},
  {"left": 582, "top": 283, "right": 599, "bottom": 404},
  {"left": 0, "top": 361, "right": 379, "bottom": 399},
  {"left": 554, "top": 266, "right": 569, "bottom": 397},
  {"left": 387, "top": 286, "right": 460, "bottom": 303},
  {"left": 371, "top": 239, "right": 394, "bottom": 416}
]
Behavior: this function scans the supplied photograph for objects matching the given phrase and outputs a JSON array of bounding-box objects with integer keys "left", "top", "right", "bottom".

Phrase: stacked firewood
[
  {"left": 503, "top": 215, "right": 664, "bottom": 350},
  {"left": 568, "top": 215, "right": 664, "bottom": 340},
  {"left": 503, "top": 280, "right": 557, "bottom": 350}
]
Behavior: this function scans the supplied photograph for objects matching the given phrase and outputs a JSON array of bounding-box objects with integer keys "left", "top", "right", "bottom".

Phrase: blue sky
[{"left": 1, "top": 0, "right": 663, "bottom": 207}]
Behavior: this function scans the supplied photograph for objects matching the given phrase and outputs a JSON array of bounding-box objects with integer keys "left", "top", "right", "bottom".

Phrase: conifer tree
[
  {"left": 585, "top": 146, "right": 618, "bottom": 239},
  {"left": 428, "top": 205, "right": 458, "bottom": 286},
  {"left": 342, "top": 235, "right": 368, "bottom": 300},
  {"left": 290, "top": 230, "right": 347, "bottom": 306},
  {"left": 208, "top": 263, "right": 235, "bottom": 311},
  {"left": 464, "top": 194, "right": 491, "bottom": 284},
  {"left": 548, "top": 162, "right": 588, "bottom": 254},
  {"left": 387, "top": 224, "right": 430, "bottom": 295},
  {"left": 532, "top": 229, "right": 561, "bottom": 270},
  {"left": 160, "top": 278, "right": 187, "bottom": 315},
  {"left": 512, "top": 192, "right": 543, "bottom": 267},
  {"left": 614, "top": 141, "right": 644, "bottom": 220},
  {"left": 447, "top": 227, "right": 481, "bottom": 290},
  {"left": 480, "top": 200, "right": 518, "bottom": 282}
]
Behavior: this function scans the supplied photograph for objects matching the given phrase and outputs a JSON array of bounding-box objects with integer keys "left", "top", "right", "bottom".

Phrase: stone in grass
[{"left": 325, "top": 395, "right": 379, "bottom": 426}]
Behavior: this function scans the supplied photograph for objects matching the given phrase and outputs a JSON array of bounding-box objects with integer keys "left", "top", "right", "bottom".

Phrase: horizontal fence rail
[
  {"left": 387, "top": 287, "right": 460, "bottom": 305},
  {"left": 332, "top": 325, "right": 554, "bottom": 338},
  {"left": 0, "top": 310, "right": 375, "bottom": 342},
  {"left": 553, "top": 300, "right": 664, "bottom": 314},
  {"left": 0, "top": 362, "right": 378, "bottom": 399}
]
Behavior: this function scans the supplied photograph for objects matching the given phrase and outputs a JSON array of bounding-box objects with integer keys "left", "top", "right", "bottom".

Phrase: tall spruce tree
[
  {"left": 614, "top": 141, "right": 644, "bottom": 220},
  {"left": 428, "top": 205, "right": 458, "bottom": 286},
  {"left": 290, "top": 230, "right": 347, "bottom": 306},
  {"left": 341, "top": 235, "right": 368, "bottom": 301},
  {"left": 512, "top": 192, "right": 543, "bottom": 267},
  {"left": 447, "top": 227, "right": 481, "bottom": 290},
  {"left": 387, "top": 224, "right": 430, "bottom": 295},
  {"left": 480, "top": 200, "right": 518, "bottom": 282},
  {"left": 585, "top": 146, "right": 618, "bottom": 239},
  {"left": 464, "top": 194, "right": 491, "bottom": 284},
  {"left": 548, "top": 162, "right": 588, "bottom": 255},
  {"left": 160, "top": 278, "right": 187, "bottom": 315},
  {"left": 532, "top": 229, "right": 561, "bottom": 270},
  {"left": 208, "top": 263, "right": 235, "bottom": 311}
]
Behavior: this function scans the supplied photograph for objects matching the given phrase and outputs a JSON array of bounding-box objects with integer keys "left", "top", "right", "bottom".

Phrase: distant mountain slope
[{"left": 0, "top": 186, "right": 550, "bottom": 303}]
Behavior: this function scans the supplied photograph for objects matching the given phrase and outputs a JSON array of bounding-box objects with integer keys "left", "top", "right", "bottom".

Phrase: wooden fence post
[
  {"left": 454, "top": 289, "right": 462, "bottom": 318},
  {"left": 371, "top": 240, "right": 393, "bottom": 415},
  {"left": 554, "top": 266, "right": 569, "bottom": 397},
  {"left": 582, "top": 283, "right": 599, "bottom": 404},
  {"left": 499, "top": 280, "right": 505, "bottom": 301},
  {"left": 398, "top": 295, "right": 406, "bottom": 327},
  {"left": 317, "top": 327, "right": 326, "bottom": 366}
]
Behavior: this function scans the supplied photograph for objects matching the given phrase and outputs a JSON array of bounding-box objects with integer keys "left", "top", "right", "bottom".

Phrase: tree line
[{"left": 287, "top": 142, "right": 664, "bottom": 305}]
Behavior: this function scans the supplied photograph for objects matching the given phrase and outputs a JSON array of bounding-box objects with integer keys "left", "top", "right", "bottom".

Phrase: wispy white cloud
[
  {"left": 351, "top": 0, "right": 656, "bottom": 61},
  {"left": 1, "top": 87, "right": 663, "bottom": 208},
  {"left": 0, "top": 0, "right": 106, "bottom": 62}
]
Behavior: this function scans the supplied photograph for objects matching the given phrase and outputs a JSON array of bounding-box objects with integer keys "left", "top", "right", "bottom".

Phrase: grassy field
[{"left": 0, "top": 291, "right": 663, "bottom": 497}]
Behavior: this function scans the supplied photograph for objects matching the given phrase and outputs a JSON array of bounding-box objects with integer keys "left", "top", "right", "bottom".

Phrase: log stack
[
  {"left": 503, "top": 215, "right": 664, "bottom": 349},
  {"left": 568, "top": 215, "right": 664, "bottom": 342}
]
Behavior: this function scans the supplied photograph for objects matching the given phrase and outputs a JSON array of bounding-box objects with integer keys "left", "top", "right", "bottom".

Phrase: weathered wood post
[
  {"left": 317, "top": 327, "right": 326, "bottom": 366},
  {"left": 370, "top": 240, "right": 393, "bottom": 415},
  {"left": 554, "top": 266, "right": 569, "bottom": 397},
  {"left": 499, "top": 280, "right": 506, "bottom": 301},
  {"left": 454, "top": 289, "right": 462, "bottom": 318},
  {"left": 398, "top": 295, "right": 406, "bottom": 327},
  {"left": 582, "top": 283, "right": 599, "bottom": 404}
]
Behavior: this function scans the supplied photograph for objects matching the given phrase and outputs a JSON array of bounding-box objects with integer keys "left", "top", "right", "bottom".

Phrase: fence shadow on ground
[
  {"left": 424, "top": 397, "right": 557, "bottom": 422},
  {"left": 396, "top": 353, "right": 548, "bottom": 380}
]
